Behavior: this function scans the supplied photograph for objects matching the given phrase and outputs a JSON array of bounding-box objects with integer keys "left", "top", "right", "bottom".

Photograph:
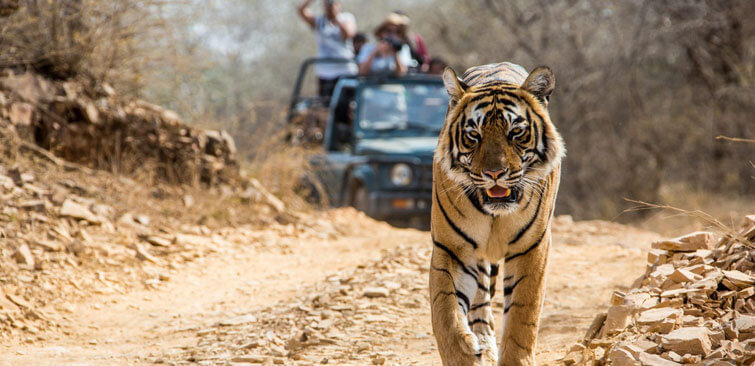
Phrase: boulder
[
  {"left": 638, "top": 352, "right": 680, "bottom": 366},
  {"left": 602, "top": 305, "right": 634, "bottom": 336},
  {"left": 13, "top": 243, "right": 35, "bottom": 267},
  {"left": 661, "top": 327, "right": 711, "bottom": 356},
  {"left": 608, "top": 347, "right": 640, "bottom": 366},
  {"left": 651, "top": 232, "right": 714, "bottom": 252},
  {"left": 637, "top": 308, "right": 681, "bottom": 326},
  {"left": 60, "top": 199, "right": 99, "bottom": 223}
]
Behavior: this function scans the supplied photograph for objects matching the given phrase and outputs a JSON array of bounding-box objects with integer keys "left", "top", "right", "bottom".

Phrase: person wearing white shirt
[{"left": 298, "top": 0, "right": 357, "bottom": 97}]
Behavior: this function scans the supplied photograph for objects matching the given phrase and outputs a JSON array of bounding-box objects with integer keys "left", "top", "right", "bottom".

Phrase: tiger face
[{"left": 436, "top": 66, "right": 565, "bottom": 215}]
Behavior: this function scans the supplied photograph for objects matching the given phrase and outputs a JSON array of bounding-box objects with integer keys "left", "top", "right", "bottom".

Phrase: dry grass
[
  {"left": 0, "top": 125, "right": 18, "bottom": 161},
  {"left": 624, "top": 184, "right": 755, "bottom": 240},
  {"left": 0, "top": 0, "right": 184, "bottom": 95}
]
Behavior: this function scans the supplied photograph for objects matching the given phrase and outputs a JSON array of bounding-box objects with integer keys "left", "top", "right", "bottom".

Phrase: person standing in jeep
[{"left": 297, "top": 0, "right": 357, "bottom": 99}]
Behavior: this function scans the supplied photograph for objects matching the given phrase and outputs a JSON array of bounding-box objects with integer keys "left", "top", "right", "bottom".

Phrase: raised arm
[
  {"left": 334, "top": 15, "right": 355, "bottom": 40},
  {"left": 297, "top": 0, "right": 316, "bottom": 29}
]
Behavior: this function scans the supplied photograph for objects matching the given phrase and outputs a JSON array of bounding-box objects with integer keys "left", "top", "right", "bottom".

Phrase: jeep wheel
[
  {"left": 352, "top": 185, "right": 370, "bottom": 214},
  {"left": 295, "top": 173, "right": 329, "bottom": 208}
]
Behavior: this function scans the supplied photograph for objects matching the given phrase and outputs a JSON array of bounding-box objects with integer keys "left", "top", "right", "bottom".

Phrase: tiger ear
[
  {"left": 522, "top": 66, "right": 555, "bottom": 104},
  {"left": 442, "top": 67, "right": 467, "bottom": 103}
]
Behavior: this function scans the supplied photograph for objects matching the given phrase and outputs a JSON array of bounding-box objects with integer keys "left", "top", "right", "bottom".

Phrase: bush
[{"left": 0, "top": 0, "right": 178, "bottom": 95}]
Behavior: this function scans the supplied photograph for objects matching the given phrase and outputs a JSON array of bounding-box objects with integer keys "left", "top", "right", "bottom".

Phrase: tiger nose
[{"left": 483, "top": 169, "right": 506, "bottom": 180}]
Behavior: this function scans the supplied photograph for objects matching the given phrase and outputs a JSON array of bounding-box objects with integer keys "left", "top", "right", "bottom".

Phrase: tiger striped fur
[{"left": 429, "top": 62, "right": 565, "bottom": 366}]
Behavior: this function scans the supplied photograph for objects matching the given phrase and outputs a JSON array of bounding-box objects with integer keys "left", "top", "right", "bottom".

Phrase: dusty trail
[{"left": 1, "top": 210, "right": 661, "bottom": 366}]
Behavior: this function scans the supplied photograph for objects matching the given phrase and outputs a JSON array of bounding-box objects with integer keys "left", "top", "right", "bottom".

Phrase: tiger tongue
[{"left": 485, "top": 186, "right": 511, "bottom": 198}]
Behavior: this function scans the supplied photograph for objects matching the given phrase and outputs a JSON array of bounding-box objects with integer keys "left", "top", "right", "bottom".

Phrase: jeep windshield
[{"left": 356, "top": 82, "right": 448, "bottom": 139}]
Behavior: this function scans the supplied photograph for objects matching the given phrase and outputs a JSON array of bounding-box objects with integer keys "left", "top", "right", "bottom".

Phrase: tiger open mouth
[{"left": 482, "top": 185, "right": 519, "bottom": 205}]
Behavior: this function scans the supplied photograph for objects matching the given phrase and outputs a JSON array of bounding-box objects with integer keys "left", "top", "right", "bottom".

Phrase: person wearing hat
[
  {"left": 298, "top": 0, "right": 358, "bottom": 98},
  {"left": 356, "top": 14, "right": 415, "bottom": 77},
  {"left": 392, "top": 10, "right": 430, "bottom": 69}
]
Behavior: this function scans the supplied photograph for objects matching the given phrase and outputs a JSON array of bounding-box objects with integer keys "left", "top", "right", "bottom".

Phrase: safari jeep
[{"left": 288, "top": 59, "right": 448, "bottom": 227}]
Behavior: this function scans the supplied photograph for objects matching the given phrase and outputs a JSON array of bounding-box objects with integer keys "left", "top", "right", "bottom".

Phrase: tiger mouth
[
  {"left": 482, "top": 185, "right": 519, "bottom": 204},
  {"left": 485, "top": 186, "right": 511, "bottom": 198}
]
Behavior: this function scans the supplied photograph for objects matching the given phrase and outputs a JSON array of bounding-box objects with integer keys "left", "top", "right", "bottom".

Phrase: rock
[
  {"left": 90, "top": 203, "right": 113, "bottom": 217},
  {"left": 133, "top": 243, "right": 158, "bottom": 263},
  {"left": 60, "top": 199, "right": 99, "bottom": 223},
  {"left": 648, "top": 318, "right": 676, "bottom": 334},
  {"left": 623, "top": 292, "right": 657, "bottom": 310},
  {"left": 582, "top": 312, "right": 607, "bottom": 344},
  {"left": 608, "top": 347, "right": 639, "bottom": 366},
  {"left": 648, "top": 249, "right": 668, "bottom": 265},
  {"left": 651, "top": 232, "right": 713, "bottom": 252},
  {"left": 18, "top": 199, "right": 45, "bottom": 212},
  {"left": 230, "top": 355, "right": 268, "bottom": 363},
  {"left": 80, "top": 100, "right": 99, "bottom": 124},
  {"left": 9, "top": 102, "right": 32, "bottom": 126},
  {"left": 364, "top": 315, "right": 393, "bottom": 323},
  {"left": 663, "top": 351, "right": 682, "bottom": 362},
  {"left": 562, "top": 351, "right": 582, "bottom": 365},
  {"left": 117, "top": 213, "right": 136, "bottom": 226},
  {"left": 218, "top": 314, "right": 257, "bottom": 326},
  {"left": 631, "top": 339, "right": 658, "bottom": 354},
  {"left": 0, "top": 174, "right": 14, "bottom": 189},
  {"left": 735, "top": 315, "right": 755, "bottom": 333},
  {"left": 0, "top": 292, "right": 21, "bottom": 313},
  {"left": 611, "top": 291, "right": 626, "bottom": 305},
  {"left": 615, "top": 343, "right": 644, "bottom": 359},
  {"left": 363, "top": 287, "right": 390, "bottom": 298},
  {"left": 31, "top": 239, "right": 64, "bottom": 252},
  {"left": 5, "top": 293, "right": 31, "bottom": 310},
  {"left": 142, "top": 235, "right": 172, "bottom": 247},
  {"left": 637, "top": 308, "right": 681, "bottom": 326},
  {"left": 660, "top": 327, "right": 711, "bottom": 356},
  {"left": 602, "top": 305, "right": 633, "bottom": 336},
  {"left": 680, "top": 354, "right": 701, "bottom": 363},
  {"left": 638, "top": 352, "right": 680, "bottom": 365},
  {"left": 669, "top": 268, "right": 699, "bottom": 283},
  {"left": 722, "top": 270, "right": 754, "bottom": 289},
  {"left": 13, "top": 244, "right": 35, "bottom": 267},
  {"left": 134, "top": 214, "right": 150, "bottom": 225}
]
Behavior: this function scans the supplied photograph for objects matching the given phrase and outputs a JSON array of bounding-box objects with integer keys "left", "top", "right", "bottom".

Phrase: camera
[{"left": 382, "top": 36, "right": 404, "bottom": 52}]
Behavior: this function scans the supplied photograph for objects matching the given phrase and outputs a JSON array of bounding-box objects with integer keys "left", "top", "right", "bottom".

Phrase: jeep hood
[{"left": 355, "top": 136, "right": 437, "bottom": 157}]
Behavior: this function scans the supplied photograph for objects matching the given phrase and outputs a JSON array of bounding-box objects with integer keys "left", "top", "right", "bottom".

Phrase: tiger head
[{"left": 436, "top": 64, "right": 565, "bottom": 215}]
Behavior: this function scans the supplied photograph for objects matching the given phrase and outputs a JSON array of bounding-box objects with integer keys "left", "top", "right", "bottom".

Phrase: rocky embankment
[
  {"left": 0, "top": 69, "right": 287, "bottom": 344},
  {"left": 0, "top": 71, "right": 237, "bottom": 186},
  {"left": 0, "top": 159, "right": 287, "bottom": 344},
  {"left": 563, "top": 217, "right": 755, "bottom": 365}
]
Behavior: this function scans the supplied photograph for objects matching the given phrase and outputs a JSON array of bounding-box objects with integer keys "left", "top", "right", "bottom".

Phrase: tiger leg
[
  {"left": 498, "top": 231, "right": 551, "bottom": 366},
  {"left": 430, "top": 243, "right": 490, "bottom": 365},
  {"left": 468, "top": 260, "right": 497, "bottom": 363}
]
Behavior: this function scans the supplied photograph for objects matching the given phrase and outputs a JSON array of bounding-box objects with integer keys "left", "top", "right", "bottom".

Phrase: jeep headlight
[{"left": 390, "top": 163, "right": 413, "bottom": 186}]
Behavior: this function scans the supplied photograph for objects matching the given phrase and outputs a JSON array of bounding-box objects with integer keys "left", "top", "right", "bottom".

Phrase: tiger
[{"left": 429, "top": 62, "right": 565, "bottom": 366}]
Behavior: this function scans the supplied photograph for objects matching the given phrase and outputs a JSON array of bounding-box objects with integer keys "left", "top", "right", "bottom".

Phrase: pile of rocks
[
  {"left": 0, "top": 71, "right": 237, "bottom": 186},
  {"left": 563, "top": 216, "right": 755, "bottom": 365}
]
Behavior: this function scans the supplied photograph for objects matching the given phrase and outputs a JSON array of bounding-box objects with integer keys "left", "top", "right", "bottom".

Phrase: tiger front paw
[
  {"left": 458, "top": 329, "right": 481, "bottom": 356},
  {"left": 477, "top": 333, "right": 498, "bottom": 364}
]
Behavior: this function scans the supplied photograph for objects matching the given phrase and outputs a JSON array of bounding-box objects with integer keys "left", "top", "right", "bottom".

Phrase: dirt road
[{"left": 1, "top": 209, "right": 661, "bottom": 366}]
